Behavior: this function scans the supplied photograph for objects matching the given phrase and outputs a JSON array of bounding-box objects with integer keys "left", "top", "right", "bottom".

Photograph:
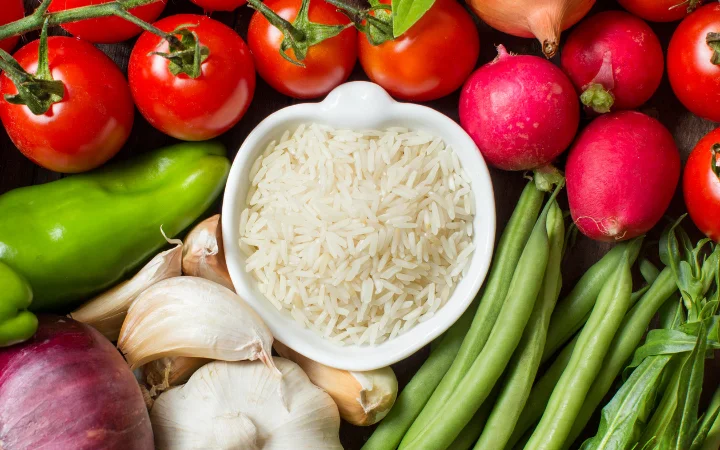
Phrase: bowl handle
[{"left": 320, "top": 82, "right": 397, "bottom": 123}]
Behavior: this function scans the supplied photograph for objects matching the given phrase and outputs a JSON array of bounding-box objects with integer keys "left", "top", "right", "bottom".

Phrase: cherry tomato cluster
[{"left": 0, "top": 0, "right": 479, "bottom": 174}]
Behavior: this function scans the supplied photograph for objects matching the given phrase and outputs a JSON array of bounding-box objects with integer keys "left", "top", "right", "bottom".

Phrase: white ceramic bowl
[{"left": 222, "top": 82, "right": 495, "bottom": 371}]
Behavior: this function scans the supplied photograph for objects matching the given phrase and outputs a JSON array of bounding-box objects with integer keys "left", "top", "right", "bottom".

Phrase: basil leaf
[
  {"left": 581, "top": 355, "right": 671, "bottom": 450},
  {"left": 392, "top": 0, "right": 436, "bottom": 37}
]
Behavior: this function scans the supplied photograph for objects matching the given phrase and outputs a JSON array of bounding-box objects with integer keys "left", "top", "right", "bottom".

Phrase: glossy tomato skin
[
  {"left": 358, "top": 0, "right": 479, "bottom": 102},
  {"left": 617, "top": 0, "right": 689, "bottom": 22},
  {"left": 189, "top": 0, "right": 247, "bottom": 11},
  {"left": 684, "top": 128, "right": 720, "bottom": 241},
  {"left": 248, "top": 0, "right": 357, "bottom": 99},
  {"left": 668, "top": 3, "right": 720, "bottom": 123},
  {"left": 0, "top": 37, "right": 134, "bottom": 173},
  {"left": 0, "top": 0, "right": 24, "bottom": 53},
  {"left": 48, "top": 0, "right": 166, "bottom": 43},
  {"left": 129, "top": 15, "right": 256, "bottom": 141}
]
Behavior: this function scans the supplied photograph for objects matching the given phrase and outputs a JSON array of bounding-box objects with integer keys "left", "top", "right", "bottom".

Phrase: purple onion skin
[{"left": 0, "top": 316, "right": 153, "bottom": 450}]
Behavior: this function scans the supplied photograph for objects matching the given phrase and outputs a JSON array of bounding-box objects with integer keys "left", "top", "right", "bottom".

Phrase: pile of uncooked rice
[{"left": 239, "top": 124, "right": 475, "bottom": 345}]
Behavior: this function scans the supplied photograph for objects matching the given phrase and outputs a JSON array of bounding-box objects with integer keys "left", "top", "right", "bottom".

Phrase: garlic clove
[
  {"left": 70, "top": 239, "right": 183, "bottom": 341},
  {"left": 151, "top": 358, "right": 342, "bottom": 450},
  {"left": 117, "top": 277, "right": 276, "bottom": 372},
  {"left": 182, "top": 215, "right": 234, "bottom": 290},
  {"left": 274, "top": 341, "right": 398, "bottom": 426},
  {"left": 143, "top": 356, "right": 211, "bottom": 397}
]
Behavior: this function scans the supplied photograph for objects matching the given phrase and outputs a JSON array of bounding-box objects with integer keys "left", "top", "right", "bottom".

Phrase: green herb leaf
[
  {"left": 392, "top": 0, "right": 436, "bottom": 37},
  {"left": 656, "top": 324, "right": 708, "bottom": 449},
  {"left": 581, "top": 355, "right": 671, "bottom": 450},
  {"left": 626, "top": 329, "right": 720, "bottom": 372}
]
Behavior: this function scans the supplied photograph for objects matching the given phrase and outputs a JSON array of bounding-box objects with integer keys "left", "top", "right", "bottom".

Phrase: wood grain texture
[{"left": 2, "top": 1, "right": 718, "bottom": 448}]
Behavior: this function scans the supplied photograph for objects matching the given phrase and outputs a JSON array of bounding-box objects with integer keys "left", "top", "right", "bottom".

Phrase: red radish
[
  {"left": 566, "top": 111, "right": 680, "bottom": 242},
  {"left": 459, "top": 45, "right": 579, "bottom": 171},
  {"left": 561, "top": 11, "right": 664, "bottom": 113},
  {"left": 0, "top": 316, "right": 153, "bottom": 450}
]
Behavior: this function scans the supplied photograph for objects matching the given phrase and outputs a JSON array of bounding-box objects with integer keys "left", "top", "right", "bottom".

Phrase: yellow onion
[{"left": 467, "top": 0, "right": 595, "bottom": 57}]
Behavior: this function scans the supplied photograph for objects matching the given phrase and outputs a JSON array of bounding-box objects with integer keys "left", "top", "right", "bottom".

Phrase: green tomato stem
[{"left": 0, "top": 0, "right": 165, "bottom": 42}]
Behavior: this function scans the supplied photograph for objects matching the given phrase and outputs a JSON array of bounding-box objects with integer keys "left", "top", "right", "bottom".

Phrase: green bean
[
  {"left": 474, "top": 201, "right": 565, "bottom": 450},
  {"left": 362, "top": 301, "right": 478, "bottom": 450},
  {"left": 447, "top": 397, "right": 494, "bottom": 450},
  {"left": 507, "top": 277, "right": 651, "bottom": 449},
  {"left": 508, "top": 336, "right": 578, "bottom": 448},
  {"left": 562, "top": 266, "right": 677, "bottom": 449},
  {"left": 400, "top": 185, "right": 561, "bottom": 450},
  {"left": 404, "top": 181, "right": 544, "bottom": 436},
  {"left": 542, "top": 240, "right": 642, "bottom": 363},
  {"left": 524, "top": 241, "right": 636, "bottom": 450}
]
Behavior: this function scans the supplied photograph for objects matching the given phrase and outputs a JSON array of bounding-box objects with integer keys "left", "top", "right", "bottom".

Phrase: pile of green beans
[
  {"left": 473, "top": 201, "right": 565, "bottom": 450},
  {"left": 399, "top": 185, "right": 562, "bottom": 449},
  {"left": 361, "top": 182, "right": 544, "bottom": 450},
  {"left": 525, "top": 244, "right": 635, "bottom": 450}
]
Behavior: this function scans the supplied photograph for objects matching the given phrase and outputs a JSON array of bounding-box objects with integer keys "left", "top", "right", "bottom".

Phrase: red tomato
[
  {"left": 129, "top": 15, "right": 256, "bottom": 141},
  {"left": 358, "top": 0, "right": 479, "bottom": 102},
  {"left": 48, "top": 0, "right": 166, "bottom": 44},
  {"left": 248, "top": 0, "right": 357, "bottom": 99},
  {"left": 0, "top": 37, "right": 134, "bottom": 173},
  {"left": 684, "top": 127, "right": 720, "bottom": 241},
  {"left": 617, "top": 0, "right": 689, "bottom": 22},
  {"left": 189, "top": 0, "right": 247, "bottom": 11},
  {"left": 0, "top": 0, "right": 24, "bottom": 53},
  {"left": 667, "top": 3, "right": 720, "bottom": 123}
]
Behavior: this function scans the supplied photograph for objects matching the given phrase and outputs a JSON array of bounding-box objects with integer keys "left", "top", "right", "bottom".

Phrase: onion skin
[
  {"left": 566, "top": 111, "right": 680, "bottom": 242},
  {"left": 466, "top": 0, "right": 595, "bottom": 57},
  {"left": 0, "top": 316, "right": 153, "bottom": 450}
]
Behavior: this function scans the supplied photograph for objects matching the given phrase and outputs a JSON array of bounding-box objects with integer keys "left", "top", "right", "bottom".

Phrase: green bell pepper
[
  {"left": 0, "top": 262, "right": 38, "bottom": 347},
  {"left": 0, "top": 141, "right": 230, "bottom": 312}
]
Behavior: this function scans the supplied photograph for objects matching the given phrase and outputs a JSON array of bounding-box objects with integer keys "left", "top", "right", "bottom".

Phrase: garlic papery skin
[
  {"left": 274, "top": 341, "right": 398, "bottom": 426},
  {"left": 70, "top": 240, "right": 183, "bottom": 341},
  {"left": 143, "top": 356, "right": 211, "bottom": 397},
  {"left": 117, "top": 277, "right": 276, "bottom": 372},
  {"left": 182, "top": 215, "right": 234, "bottom": 290},
  {"left": 151, "top": 358, "right": 343, "bottom": 450}
]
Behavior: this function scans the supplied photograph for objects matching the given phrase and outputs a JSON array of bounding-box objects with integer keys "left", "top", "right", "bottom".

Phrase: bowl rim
[{"left": 222, "top": 82, "right": 496, "bottom": 371}]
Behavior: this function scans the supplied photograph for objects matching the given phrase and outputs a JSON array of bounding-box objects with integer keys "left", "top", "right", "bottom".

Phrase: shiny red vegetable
[
  {"left": 667, "top": 3, "right": 720, "bottom": 123},
  {"left": 48, "top": 0, "right": 167, "bottom": 43},
  {"left": 0, "top": 36, "right": 134, "bottom": 173},
  {"left": 684, "top": 127, "right": 720, "bottom": 242},
  {"left": 129, "top": 14, "right": 256, "bottom": 141},
  {"left": 0, "top": 0, "right": 24, "bottom": 53},
  {"left": 358, "top": 0, "right": 479, "bottom": 102}
]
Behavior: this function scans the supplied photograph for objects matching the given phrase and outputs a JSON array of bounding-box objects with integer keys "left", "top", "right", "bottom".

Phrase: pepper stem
[
  {"left": 707, "top": 32, "right": 720, "bottom": 65},
  {"left": 581, "top": 83, "right": 615, "bottom": 114},
  {"left": 325, "top": 0, "right": 393, "bottom": 46},
  {"left": 246, "top": 0, "right": 350, "bottom": 66},
  {"left": 1, "top": 20, "right": 65, "bottom": 115}
]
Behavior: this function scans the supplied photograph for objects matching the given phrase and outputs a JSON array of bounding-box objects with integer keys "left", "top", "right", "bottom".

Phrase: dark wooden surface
[{"left": 2, "top": 1, "right": 718, "bottom": 448}]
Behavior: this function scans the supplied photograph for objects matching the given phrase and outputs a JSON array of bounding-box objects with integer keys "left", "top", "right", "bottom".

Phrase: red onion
[{"left": 0, "top": 316, "right": 153, "bottom": 450}]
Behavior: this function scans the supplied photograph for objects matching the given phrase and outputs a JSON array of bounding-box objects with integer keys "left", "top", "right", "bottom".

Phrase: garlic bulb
[
  {"left": 275, "top": 341, "right": 398, "bottom": 426},
  {"left": 143, "top": 356, "right": 211, "bottom": 397},
  {"left": 71, "top": 240, "right": 183, "bottom": 341},
  {"left": 117, "top": 277, "right": 276, "bottom": 371},
  {"left": 151, "top": 358, "right": 343, "bottom": 450},
  {"left": 182, "top": 215, "right": 233, "bottom": 290}
]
